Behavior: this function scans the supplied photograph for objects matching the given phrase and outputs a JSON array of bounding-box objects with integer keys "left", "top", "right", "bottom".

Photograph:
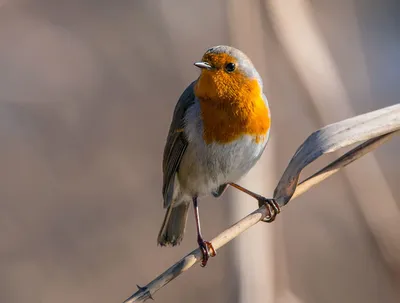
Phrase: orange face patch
[
  {"left": 194, "top": 53, "right": 270, "bottom": 144},
  {"left": 201, "top": 52, "right": 237, "bottom": 69}
]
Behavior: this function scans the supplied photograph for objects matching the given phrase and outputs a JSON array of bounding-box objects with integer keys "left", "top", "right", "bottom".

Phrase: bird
[{"left": 157, "top": 45, "right": 280, "bottom": 267}]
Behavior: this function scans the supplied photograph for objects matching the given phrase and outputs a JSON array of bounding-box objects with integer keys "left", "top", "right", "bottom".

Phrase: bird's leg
[
  {"left": 228, "top": 182, "right": 281, "bottom": 222},
  {"left": 192, "top": 196, "right": 216, "bottom": 267}
]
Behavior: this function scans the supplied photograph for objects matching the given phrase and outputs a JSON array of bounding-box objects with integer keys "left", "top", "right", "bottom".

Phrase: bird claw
[
  {"left": 258, "top": 198, "right": 281, "bottom": 223},
  {"left": 198, "top": 239, "right": 216, "bottom": 267}
]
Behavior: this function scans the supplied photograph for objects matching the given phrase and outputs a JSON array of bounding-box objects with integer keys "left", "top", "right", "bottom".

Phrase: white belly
[{"left": 178, "top": 132, "right": 268, "bottom": 197}]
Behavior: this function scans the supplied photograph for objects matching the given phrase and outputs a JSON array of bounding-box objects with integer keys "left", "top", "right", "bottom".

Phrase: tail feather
[{"left": 157, "top": 201, "right": 190, "bottom": 246}]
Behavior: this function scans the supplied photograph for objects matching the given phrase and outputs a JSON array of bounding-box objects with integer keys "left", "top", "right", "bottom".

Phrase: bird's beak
[{"left": 194, "top": 62, "right": 213, "bottom": 70}]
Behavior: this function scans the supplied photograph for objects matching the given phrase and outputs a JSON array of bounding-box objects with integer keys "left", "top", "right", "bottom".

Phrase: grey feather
[
  {"left": 157, "top": 201, "right": 190, "bottom": 246},
  {"left": 162, "top": 81, "right": 196, "bottom": 208}
]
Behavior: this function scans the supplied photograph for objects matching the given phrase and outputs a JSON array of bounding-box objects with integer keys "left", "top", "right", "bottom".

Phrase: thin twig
[{"left": 123, "top": 130, "right": 398, "bottom": 303}]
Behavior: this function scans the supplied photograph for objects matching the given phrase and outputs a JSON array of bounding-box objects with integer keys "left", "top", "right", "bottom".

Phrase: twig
[{"left": 123, "top": 128, "right": 399, "bottom": 303}]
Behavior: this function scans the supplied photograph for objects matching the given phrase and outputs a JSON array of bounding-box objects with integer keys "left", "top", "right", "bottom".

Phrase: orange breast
[{"left": 195, "top": 74, "right": 270, "bottom": 145}]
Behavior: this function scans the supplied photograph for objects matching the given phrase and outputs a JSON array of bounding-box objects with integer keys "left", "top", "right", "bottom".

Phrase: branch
[{"left": 123, "top": 104, "right": 400, "bottom": 302}]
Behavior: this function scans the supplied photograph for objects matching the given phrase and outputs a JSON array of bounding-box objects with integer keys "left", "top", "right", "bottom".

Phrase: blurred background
[{"left": 0, "top": 0, "right": 399, "bottom": 302}]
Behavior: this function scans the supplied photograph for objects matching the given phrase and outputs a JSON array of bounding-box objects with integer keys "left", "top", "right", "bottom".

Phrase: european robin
[{"left": 157, "top": 45, "right": 280, "bottom": 267}]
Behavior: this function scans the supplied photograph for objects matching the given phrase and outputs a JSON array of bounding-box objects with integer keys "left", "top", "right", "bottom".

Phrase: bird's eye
[{"left": 225, "top": 62, "right": 236, "bottom": 72}]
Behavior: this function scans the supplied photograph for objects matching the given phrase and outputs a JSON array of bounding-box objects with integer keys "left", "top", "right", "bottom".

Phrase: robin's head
[{"left": 193, "top": 45, "right": 262, "bottom": 102}]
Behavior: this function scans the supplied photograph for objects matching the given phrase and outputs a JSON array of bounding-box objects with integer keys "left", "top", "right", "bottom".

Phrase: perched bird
[{"left": 157, "top": 45, "right": 280, "bottom": 267}]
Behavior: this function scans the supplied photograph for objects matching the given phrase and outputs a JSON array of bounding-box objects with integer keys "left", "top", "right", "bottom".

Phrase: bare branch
[{"left": 123, "top": 104, "right": 400, "bottom": 303}]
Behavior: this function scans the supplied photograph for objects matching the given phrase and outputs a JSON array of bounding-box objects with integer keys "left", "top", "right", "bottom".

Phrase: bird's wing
[{"left": 162, "top": 81, "right": 196, "bottom": 208}]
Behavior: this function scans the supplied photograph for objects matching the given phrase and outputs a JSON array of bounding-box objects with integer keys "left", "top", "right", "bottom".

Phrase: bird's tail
[{"left": 157, "top": 201, "right": 190, "bottom": 246}]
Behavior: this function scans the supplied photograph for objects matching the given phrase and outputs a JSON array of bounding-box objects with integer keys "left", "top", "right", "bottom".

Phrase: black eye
[{"left": 225, "top": 62, "right": 236, "bottom": 72}]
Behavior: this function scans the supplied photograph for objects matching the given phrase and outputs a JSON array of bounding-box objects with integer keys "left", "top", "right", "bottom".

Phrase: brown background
[{"left": 0, "top": 1, "right": 399, "bottom": 303}]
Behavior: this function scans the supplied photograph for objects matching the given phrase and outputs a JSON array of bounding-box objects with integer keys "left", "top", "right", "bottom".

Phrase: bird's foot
[
  {"left": 258, "top": 197, "right": 281, "bottom": 223},
  {"left": 197, "top": 237, "right": 216, "bottom": 267}
]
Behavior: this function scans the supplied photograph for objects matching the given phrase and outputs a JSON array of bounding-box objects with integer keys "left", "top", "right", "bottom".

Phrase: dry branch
[{"left": 123, "top": 104, "right": 400, "bottom": 303}]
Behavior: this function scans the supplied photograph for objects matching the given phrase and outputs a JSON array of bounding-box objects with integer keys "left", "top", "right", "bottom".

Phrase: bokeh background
[{"left": 1, "top": 1, "right": 399, "bottom": 303}]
